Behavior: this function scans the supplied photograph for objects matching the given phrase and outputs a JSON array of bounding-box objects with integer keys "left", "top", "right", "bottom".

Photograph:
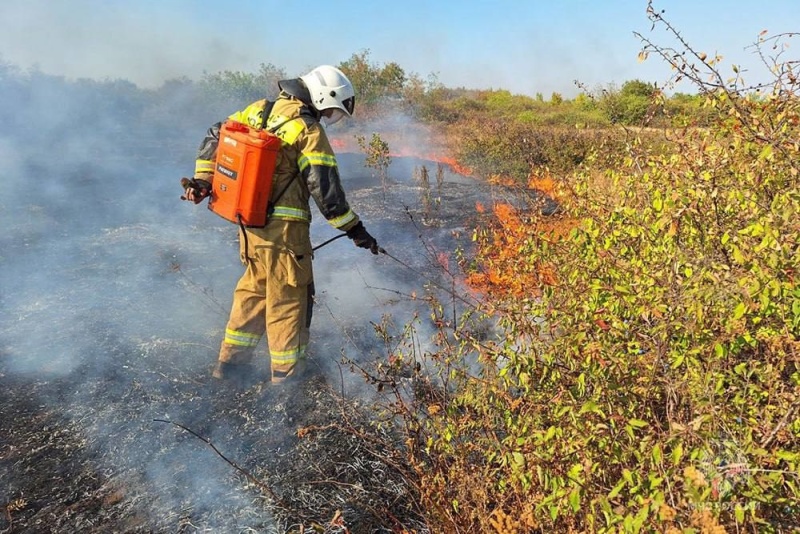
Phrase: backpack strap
[
  {"left": 260, "top": 99, "right": 302, "bottom": 214},
  {"left": 260, "top": 99, "right": 276, "bottom": 130},
  {"left": 261, "top": 99, "right": 294, "bottom": 133}
]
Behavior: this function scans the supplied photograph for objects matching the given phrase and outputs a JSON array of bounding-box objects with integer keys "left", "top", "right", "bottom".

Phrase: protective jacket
[
  {"left": 194, "top": 82, "right": 361, "bottom": 233},
  {"left": 194, "top": 79, "right": 361, "bottom": 382}
]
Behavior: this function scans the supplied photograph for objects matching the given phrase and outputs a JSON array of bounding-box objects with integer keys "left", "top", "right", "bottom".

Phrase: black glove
[
  {"left": 346, "top": 222, "right": 379, "bottom": 255},
  {"left": 180, "top": 177, "right": 211, "bottom": 204}
]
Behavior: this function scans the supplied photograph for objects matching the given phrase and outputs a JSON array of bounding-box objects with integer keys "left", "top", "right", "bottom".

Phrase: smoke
[
  {"left": 0, "top": 60, "right": 486, "bottom": 530},
  {"left": 0, "top": 0, "right": 259, "bottom": 88}
]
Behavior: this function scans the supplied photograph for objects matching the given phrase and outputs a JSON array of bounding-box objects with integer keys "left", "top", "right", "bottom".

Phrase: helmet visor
[
  {"left": 342, "top": 95, "right": 355, "bottom": 116},
  {"left": 323, "top": 108, "right": 345, "bottom": 126}
]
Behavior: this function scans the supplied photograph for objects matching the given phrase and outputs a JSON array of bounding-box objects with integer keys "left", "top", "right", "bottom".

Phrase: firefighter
[{"left": 183, "top": 65, "right": 379, "bottom": 386}]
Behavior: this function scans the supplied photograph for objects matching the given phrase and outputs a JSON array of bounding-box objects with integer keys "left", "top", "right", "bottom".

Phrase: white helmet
[{"left": 300, "top": 65, "right": 355, "bottom": 125}]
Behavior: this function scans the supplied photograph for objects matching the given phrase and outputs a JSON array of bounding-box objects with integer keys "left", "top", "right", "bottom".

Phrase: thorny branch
[
  {"left": 635, "top": 1, "right": 800, "bottom": 176},
  {"left": 760, "top": 397, "right": 800, "bottom": 449}
]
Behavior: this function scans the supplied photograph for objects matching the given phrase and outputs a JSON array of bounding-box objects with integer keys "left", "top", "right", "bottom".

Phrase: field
[{"left": 2, "top": 18, "right": 799, "bottom": 534}]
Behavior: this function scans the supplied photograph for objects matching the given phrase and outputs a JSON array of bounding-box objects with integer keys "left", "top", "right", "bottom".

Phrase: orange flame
[
  {"left": 527, "top": 171, "right": 556, "bottom": 196},
  {"left": 329, "top": 134, "right": 578, "bottom": 302},
  {"left": 467, "top": 201, "right": 576, "bottom": 300},
  {"left": 329, "top": 135, "right": 472, "bottom": 176}
]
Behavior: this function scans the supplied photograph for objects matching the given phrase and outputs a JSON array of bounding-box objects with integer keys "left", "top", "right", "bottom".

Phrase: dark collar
[{"left": 277, "top": 78, "right": 321, "bottom": 121}]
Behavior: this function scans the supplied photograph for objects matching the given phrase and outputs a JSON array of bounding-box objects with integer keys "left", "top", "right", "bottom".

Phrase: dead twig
[
  {"left": 761, "top": 398, "right": 800, "bottom": 449},
  {"left": 153, "top": 418, "right": 294, "bottom": 515},
  {"left": 170, "top": 263, "right": 229, "bottom": 317},
  {"left": 1, "top": 498, "right": 27, "bottom": 534}
]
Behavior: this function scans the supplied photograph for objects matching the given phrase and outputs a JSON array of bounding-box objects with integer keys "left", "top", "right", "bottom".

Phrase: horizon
[{"left": 1, "top": 0, "right": 798, "bottom": 98}]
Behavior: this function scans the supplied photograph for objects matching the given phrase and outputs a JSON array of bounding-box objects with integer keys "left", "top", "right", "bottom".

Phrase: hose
[{"left": 312, "top": 233, "right": 348, "bottom": 252}]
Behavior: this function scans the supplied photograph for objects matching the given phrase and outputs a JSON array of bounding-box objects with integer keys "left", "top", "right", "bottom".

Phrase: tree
[
  {"left": 619, "top": 79, "right": 657, "bottom": 99},
  {"left": 600, "top": 79, "right": 659, "bottom": 125},
  {"left": 338, "top": 50, "right": 407, "bottom": 111}
]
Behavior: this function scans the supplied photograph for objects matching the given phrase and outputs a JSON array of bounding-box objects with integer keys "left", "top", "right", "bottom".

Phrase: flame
[
  {"left": 467, "top": 201, "right": 576, "bottom": 299},
  {"left": 488, "top": 169, "right": 558, "bottom": 197},
  {"left": 328, "top": 133, "right": 581, "bottom": 301},
  {"left": 527, "top": 170, "right": 556, "bottom": 196},
  {"left": 431, "top": 155, "right": 472, "bottom": 176},
  {"left": 329, "top": 135, "right": 472, "bottom": 176}
]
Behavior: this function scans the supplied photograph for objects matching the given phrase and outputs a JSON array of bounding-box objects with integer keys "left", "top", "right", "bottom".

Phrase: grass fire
[{"left": 1, "top": 4, "right": 799, "bottom": 533}]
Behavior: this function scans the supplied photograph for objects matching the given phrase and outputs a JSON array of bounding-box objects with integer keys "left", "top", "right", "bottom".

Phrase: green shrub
[
  {"left": 453, "top": 119, "right": 626, "bottom": 182},
  {"left": 376, "top": 19, "right": 800, "bottom": 534}
]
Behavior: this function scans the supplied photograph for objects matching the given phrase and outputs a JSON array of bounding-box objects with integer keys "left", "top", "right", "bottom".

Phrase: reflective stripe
[
  {"left": 224, "top": 328, "right": 261, "bottom": 347},
  {"left": 298, "top": 151, "right": 337, "bottom": 171},
  {"left": 268, "top": 116, "right": 304, "bottom": 144},
  {"left": 327, "top": 209, "right": 356, "bottom": 229},
  {"left": 227, "top": 102, "right": 306, "bottom": 139},
  {"left": 228, "top": 102, "right": 265, "bottom": 129},
  {"left": 195, "top": 159, "right": 214, "bottom": 174},
  {"left": 271, "top": 206, "right": 311, "bottom": 222},
  {"left": 270, "top": 345, "right": 307, "bottom": 365}
]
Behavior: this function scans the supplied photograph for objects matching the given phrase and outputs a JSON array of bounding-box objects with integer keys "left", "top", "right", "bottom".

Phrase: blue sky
[{"left": 1, "top": 0, "right": 798, "bottom": 97}]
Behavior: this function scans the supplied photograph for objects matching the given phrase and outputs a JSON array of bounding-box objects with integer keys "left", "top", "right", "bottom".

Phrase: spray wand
[
  {"left": 311, "top": 237, "right": 477, "bottom": 309},
  {"left": 376, "top": 247, "right": 480, "bottom": 311}
]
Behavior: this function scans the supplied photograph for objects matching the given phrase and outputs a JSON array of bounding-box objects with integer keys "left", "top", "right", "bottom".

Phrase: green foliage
[
  {"left": 573, "top": 93, "right": 594, "bottom": 110},
  {"left": 339, "top": 50, "right": 407, "bottom": 110},
  {"left": 597, "top": 81, "right": 652, "bottom": 125},
  {"left": 481, "top": 90, "right": 545, "bottom": 116},
  {"left": 484, "top": 89, "right": 514, "bottom": 110},
  {"left": 369, "top": 16, "right": 800, "bottom": 534},
  {"left": 524, "top": 106, "right": 610, "bottom": 129},
  {"left": 620, "top": 79, "right": 658, "bottom": 99},
  {"left": 405, "top": 85, "right": 487, "bottom": 124},
  {"left": 453, "top": 119, "right": 626, "bottom": 182},
  {"left": 356, "top": 132, "right": 391, "bottom": 201},
  {"left": 199, "top": 62, "right": 285, "bottom": 104},
  {"left": 665, "top": 92, "right": 714, "bottom": 127}
]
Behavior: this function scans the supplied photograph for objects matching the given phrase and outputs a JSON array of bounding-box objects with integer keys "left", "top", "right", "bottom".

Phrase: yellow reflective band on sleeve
[
  {"left": 298, "top": 152, "right": 337, "bottom": 172},
  {"left": 270, "top": 206, "right": 311, "bottom": 222},
  {"left": 224, "top": 328, "right": 261, "bottom": 347},
  {"left": 270, "top": 345, "right": 307, "bottom": 365},
  {"left": 195, "top": 159, "right": 214, "bottom": 174},
  {"left": 327, "top": 209, "right": 357, "bottom": 229}
]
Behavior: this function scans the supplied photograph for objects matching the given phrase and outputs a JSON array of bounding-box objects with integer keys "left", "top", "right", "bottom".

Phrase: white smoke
[{"left": 0, "top": 0, "right": 257, "bottom": 87}]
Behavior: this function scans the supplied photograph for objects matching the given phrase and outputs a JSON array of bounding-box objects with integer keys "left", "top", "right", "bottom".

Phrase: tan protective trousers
[{"left": 218, "top": 219, "right": 314, "bottom": 382}]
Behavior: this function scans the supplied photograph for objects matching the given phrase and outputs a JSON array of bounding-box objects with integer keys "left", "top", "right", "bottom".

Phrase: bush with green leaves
[
  {"left": 596, "top": 80, "right": 655, "bottom": 126},
  {"left": 373, "top": 8, "right": 799, "bottom": 533},
  {"left": 452, "top": 118, "right": 629, "bottom": 182}
]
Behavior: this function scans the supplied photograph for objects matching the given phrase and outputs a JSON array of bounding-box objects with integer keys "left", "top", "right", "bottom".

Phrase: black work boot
[
  {"left": 271, "top": 359, "right": 308, "bottom": 385},
  {"left": 211, "top": 361, "right": 257, "bottom": 389}
]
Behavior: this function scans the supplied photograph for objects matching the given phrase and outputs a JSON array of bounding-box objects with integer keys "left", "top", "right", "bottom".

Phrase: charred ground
[
  {"left": 1, "top": 134, "right": 500, "bottom": 533},
  {"left": 0, "top": 342, "right": 425, "bottom": 533}
]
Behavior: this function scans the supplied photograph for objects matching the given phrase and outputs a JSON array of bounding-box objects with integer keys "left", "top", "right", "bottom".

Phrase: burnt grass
[
  {"left": 1, "top": 148, "right": 522, "bottom": 533},
  {"left": 0, "top": 344, "right": 425, "bottom": 533}
]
